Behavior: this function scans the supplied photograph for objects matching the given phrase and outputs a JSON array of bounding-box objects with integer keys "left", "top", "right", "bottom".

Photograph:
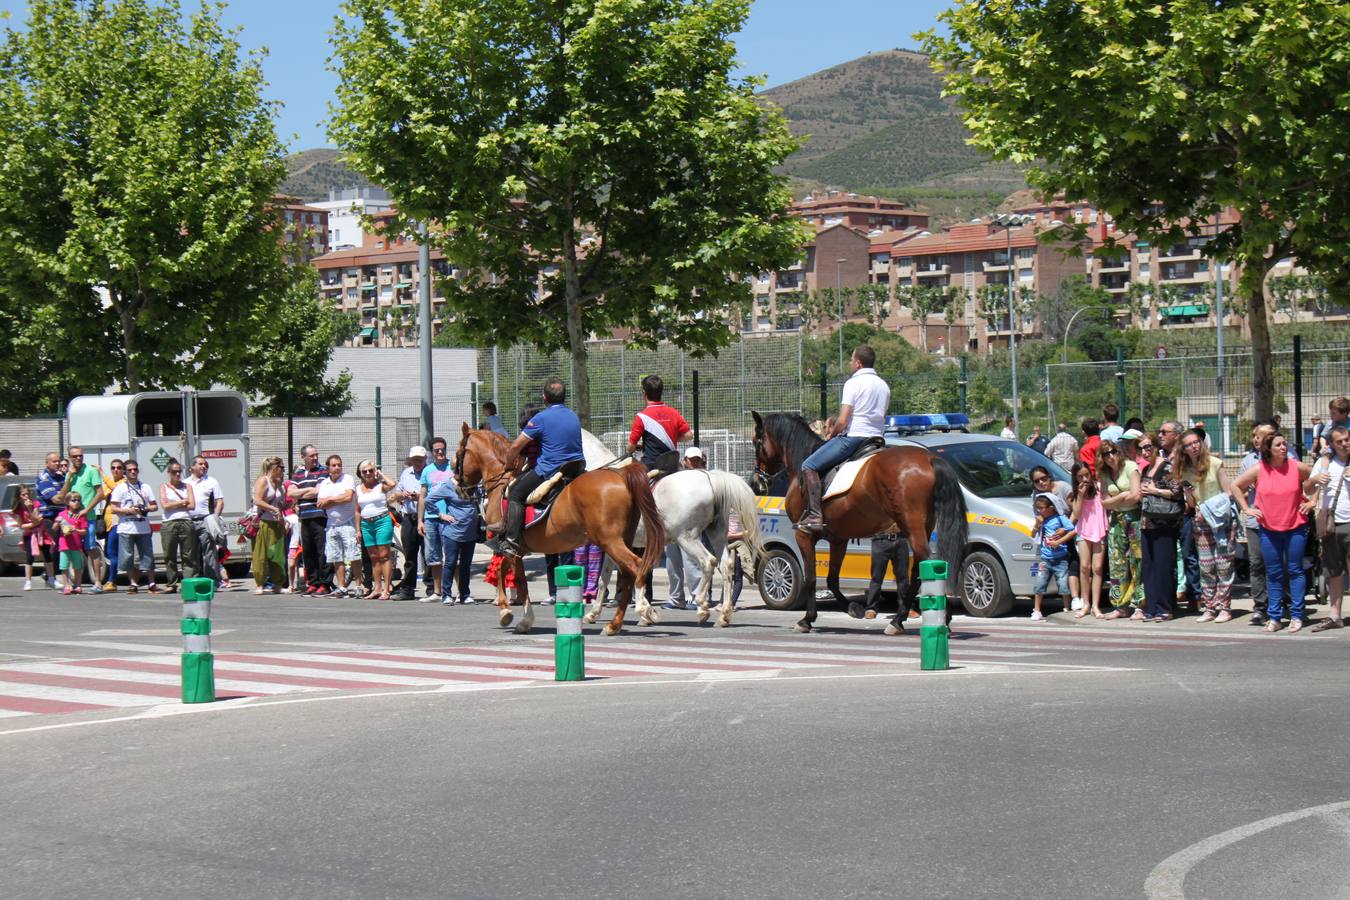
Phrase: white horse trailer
[{"left": 66, "top": 391, "right": 251, "bottom": 567}]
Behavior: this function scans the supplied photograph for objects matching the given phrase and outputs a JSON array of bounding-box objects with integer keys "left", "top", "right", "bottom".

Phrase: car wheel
[
  {"left": 757, "top": 546, "right": 805, "bottom": 611},
  {"left": 959, "top": 550, "right": 1013, "bottom": 618}
]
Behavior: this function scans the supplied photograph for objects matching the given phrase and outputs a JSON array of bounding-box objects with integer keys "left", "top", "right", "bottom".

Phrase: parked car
[
  {"left": 0, "top": 474, "right": 28, "bottom": 572},
  {"left": 754, "top": 417, "right": 1070, "bottom": 617}
]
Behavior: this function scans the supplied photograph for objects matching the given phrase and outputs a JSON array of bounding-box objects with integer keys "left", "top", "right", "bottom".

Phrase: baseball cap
[
  {"left": 1121, "top": 429, "right": 1144, "bottom": 441},
  {"left": 684, "top": 446, "right": 705, "bottom": 459},
  {"left": 407, "top": 445, "right": 428, "bottom": 458}
]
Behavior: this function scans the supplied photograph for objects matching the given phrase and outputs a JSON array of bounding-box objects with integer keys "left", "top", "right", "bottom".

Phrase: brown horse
[
  {"left": 751, "top": 411, "right": 968, "bottom": 635},
  {"left": 454, "top": 425, "right": 666, "bottom": 635}
]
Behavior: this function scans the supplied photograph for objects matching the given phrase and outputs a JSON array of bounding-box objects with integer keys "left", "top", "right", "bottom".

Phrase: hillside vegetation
[
  {"left": 761, "top": 48, "right": 1026, "bottom": 224},
  {"left": 280, "top": 148, "right": 376, "bottom": 202}
]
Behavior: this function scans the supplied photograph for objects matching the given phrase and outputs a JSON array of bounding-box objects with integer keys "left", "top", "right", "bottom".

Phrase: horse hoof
[
  {"left": 499, "top": 611, "right": 514, "bottom": 627},
  {"left": 602, "top": 624, "right": 620, "bottom": 636},
  {"left": 637, "top": 617, "right": 652, "bottom": 627},
  {"left": 714, "top": 618, "right": 730, "bottom": 628},
  {"left": 695, "top": 610, "right": 710, "bottom": 625},
  {"left": 582, "top": 612, "right": 598, "bottom": 625},
  {"left": 513, "top": 623, "right": 530, "bottom": 635},
  {"left": 793, "top": 622, "right": 812, "bottom": 634},
  {"left": 884, "top": 623, "right": 904, "bottom": 636}
]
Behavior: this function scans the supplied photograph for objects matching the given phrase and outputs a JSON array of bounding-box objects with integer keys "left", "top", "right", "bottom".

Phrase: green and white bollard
[
  {"left": 554, "top": 564, "right": 586, "bottom": 682},
  {"left": 180, "top": 577, "right": 216, "bottom": 703},
  {"left": 917, "top": 559, "right": 950, "bottom": 671}
]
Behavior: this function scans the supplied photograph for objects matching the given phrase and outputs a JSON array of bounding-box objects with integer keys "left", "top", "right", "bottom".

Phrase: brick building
[{"left": 273, "top": 197, "right": 329, "bottom": 264}]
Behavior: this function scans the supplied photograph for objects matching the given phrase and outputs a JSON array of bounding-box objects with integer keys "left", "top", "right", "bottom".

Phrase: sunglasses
[
  {"left": 168, "top": 468, "right": 182, "bottom": 474},
  {"left": 359, "top": 469, "right": 375, "bottom": 476},
  {"left": 1137, "top": 444, "right": 1155, "bottom": 451},
  {"left": 1103, "top": 449, "right": 1119, "bottom": 456},
  {"left": 433, "top": 447, "right": 448, "bottom": 454}
]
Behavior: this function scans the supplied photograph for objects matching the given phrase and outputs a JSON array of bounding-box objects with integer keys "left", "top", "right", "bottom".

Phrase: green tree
[
  {"left": 246, "top": 271, "right": 359, "bottom": 417},
  {"left": 330, "top": 0, "right": 807, "bottom": 425},
  {"left": 0, "top": 0, "right": 295, "bottom": 398},
  {"left": 924, "top": 0, "right": 1350, "bottom": 420}
]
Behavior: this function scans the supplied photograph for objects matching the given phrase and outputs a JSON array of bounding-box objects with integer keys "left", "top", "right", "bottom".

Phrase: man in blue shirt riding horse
[{"left": 493, "top": 378, "right": 587, "bottom": 557}]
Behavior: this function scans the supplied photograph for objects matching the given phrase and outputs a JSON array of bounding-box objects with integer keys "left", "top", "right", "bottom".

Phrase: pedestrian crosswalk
[{"left": 0, "top": 623, "right": 1267, "bottom": 721}]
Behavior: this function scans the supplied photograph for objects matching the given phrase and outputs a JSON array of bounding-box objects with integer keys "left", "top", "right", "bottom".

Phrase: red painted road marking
[
  {"left": 328, "top": 650, "right": 655, "bottom": 679},
  {"left": 0, "top": 695, "right": 113, "bottom": 715},
  {"left": 422, "top": 645, "right": 790, "bottom": 673},
  {"left": 221, "top": 652, "right": 538, "bottom": 684},
  {"left": 0, "top": 669, "right": 219, "bottom": 700},
  {"left": 69, "top": 658, "right": 409, "bottom": 692}
]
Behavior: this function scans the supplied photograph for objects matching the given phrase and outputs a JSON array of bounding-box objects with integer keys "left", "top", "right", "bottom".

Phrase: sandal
[
  {"left": 1130, "top": 609, "right": 1146, "bottom": 621},
  {"left": 1073, "top": 610, "right": 1086, "bottom": 619},
  {"left": 1311, "top": 618, "right": 1344, "bottom": 632},
  {"left": 1091, "top": 609, "right": 1104, "bottom": 619},
  {"left": 379, "top": 592, "right": 391, "bottom": 601},
  {"left": 1102, "top": 609, "right": 1125, "bottom": 620}
]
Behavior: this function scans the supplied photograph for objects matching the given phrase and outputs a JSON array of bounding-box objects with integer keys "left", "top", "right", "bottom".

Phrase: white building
[{"left": 310, "top": 187, "right": 393, "bottom": 252}]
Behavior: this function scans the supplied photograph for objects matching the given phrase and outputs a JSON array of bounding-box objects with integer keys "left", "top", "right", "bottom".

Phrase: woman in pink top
[
  {"left": 1232, "top": 432, "right": 1315, "bottom": 632},
  {"left": 1070, "top": 461, "right": 1107, "bottom": 618}
]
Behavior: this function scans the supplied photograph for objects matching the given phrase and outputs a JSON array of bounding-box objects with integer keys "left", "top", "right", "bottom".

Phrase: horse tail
[
  {"left": 622, "top": 463, "right": 666, "bottom": 579},
  {"left": 931, "top": 453, "right": 968, "bottom": 593},
  {"left": 709, "top": 470, "right": 765, "bottom": 572}
]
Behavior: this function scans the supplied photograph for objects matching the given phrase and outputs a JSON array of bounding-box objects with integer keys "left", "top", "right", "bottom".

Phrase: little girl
[
  {"left": 1070, "top": 461, "right": 1107, "bottom": 618},
  {"left": 12, "top": 485, "right": 53, "bottom": 591},
  {"left": 55, "top": 492, "right": 89, "bottom": 595},
  {"left": 1031, "top": 494, "right": 1076, "bottom": 620},
  {"left": 285, "top": 510, "right": 302, "bottom": 593}
]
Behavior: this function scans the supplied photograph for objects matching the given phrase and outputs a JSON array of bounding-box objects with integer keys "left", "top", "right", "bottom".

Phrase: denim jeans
[
  {"left": 1259, "top": 526, "right": 1308, "bottom": 621},
  {"left": 438, "top": 539, "right": 476, "bottom": 600},
  {"left": 801, "top": 435, "right": 869, "bottom": 473},
  {"left": 1033, "top": 558, "right": 1070, "bottom": 595},
  {"left": 118, "top": 532, "right": 154, "bottom": 573}
]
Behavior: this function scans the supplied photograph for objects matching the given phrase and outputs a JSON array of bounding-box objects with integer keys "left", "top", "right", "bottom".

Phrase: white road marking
[
  {"left": 24, "top": 640, "right": 180, "bottom": 653},
  {"left": 1143, "top": 799, "right": 1350, "bottom": 899},
  {"left": 81, "top": 629, "right": 235, "bottom": 637}
]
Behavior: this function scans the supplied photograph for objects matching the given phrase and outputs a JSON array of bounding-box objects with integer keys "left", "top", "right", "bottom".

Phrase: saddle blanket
[{"left": 823, "top": 455, "right": 876, "bottom": 501}]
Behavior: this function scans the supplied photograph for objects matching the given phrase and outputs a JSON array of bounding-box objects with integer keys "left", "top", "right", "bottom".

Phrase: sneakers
[
  {"left": 541, "top": 596, "right": 557, "bottom": 606},
  {"left": 1196, "top": 611, "right": 1216, "bottom": 623},
  {"left": 458, "top": 596, "right": 473, "bottom": 605},
  {"left": 1070, "top": 596, "right": 1084, "bottom": 612},
  {"left": 89, "top": 585, "right": 103, "bottom": 595},
  {"left": 660, "top": 599, "right": 681, "bottom": 610},
  {"left": 1249, "top": 612, "right": 1269, "bottom": 627},
  {"left": 102, "top": 581, "right": 116, "bottom": 592},
  {"left": 45, "top": 576, "right": 58, "bottom": 590},
  {"left": 22, "top": 579, "right": 31, "bottom": 591},
  {"left": 1029, "top": 610, "right": 1045, "bottom": 621},
  {"left": 1213, "top": 610, "right": 1233, "bottom": 624},
  {"left": 441, "top": 596, "right": 454, "bottom": 605},
  {"left": 419, "top": 594, "right": 440, "bottom": 604}
]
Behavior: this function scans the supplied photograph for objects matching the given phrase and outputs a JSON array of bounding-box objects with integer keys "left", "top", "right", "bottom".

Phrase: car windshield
[{"left": 931, "top": 441, "right": 1071, "bottom": 500}]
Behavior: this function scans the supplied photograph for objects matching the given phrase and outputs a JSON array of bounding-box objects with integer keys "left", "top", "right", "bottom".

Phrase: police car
[{"left": 754, "top": 414, "right": 1071, "bottom": 617}]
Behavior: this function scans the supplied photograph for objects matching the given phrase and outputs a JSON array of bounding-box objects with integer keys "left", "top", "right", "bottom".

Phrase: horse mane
[{"left": 761, "top": 412, "right": 824, "bottom": 471}]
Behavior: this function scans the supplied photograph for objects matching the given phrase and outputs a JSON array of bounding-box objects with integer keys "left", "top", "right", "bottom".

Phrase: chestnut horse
[
  {"left": 454, "top": 425, "right": 665, "bottom": 636},
  {"left": 751, "top": 411, "right": 968, "bottom": 635}
]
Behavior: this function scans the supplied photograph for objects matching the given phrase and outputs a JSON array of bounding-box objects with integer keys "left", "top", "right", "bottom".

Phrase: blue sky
[{"left": 0, "top": 0, "right": 953, "bottom": 151}]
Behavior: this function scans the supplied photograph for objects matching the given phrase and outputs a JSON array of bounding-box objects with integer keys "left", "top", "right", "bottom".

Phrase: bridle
[
  {"left": 752, "top": 429, "right": 785, "bottom": 483},
  {"left": 454, "top": 431, "right": 513, "bottom": 501}
]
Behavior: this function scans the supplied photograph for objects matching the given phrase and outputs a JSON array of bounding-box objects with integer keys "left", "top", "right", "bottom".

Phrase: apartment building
[
  {"left": 311, "top": 214, "right": 452, "bottom": 348},
  {"left": 790, "top": 191, "right": 929, "bottom": 232},
  {"left": 747, "top": 224, "right": 876, "bottom": 331},
  {"left": 883, "top": 220, "right": 1082, "bottom": 352},
  {"left": 273, "top": 198, "right": 330, "bottom": 264},
  {"left": 310, "top": 187, "right": 394, "bottom": 252}
]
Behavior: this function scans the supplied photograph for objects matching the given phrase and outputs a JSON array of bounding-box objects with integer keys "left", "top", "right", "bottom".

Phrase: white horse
[{"left": 584, "top": 468, "right": 764, "bottom": 628}]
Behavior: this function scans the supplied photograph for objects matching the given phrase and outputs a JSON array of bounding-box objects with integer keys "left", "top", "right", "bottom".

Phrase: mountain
[
  {"left": 760, "top": 49, "right": 1026, "bottom": 223},
  {"left": 280, "top": 148, "right": 376, "bottom": 203}
]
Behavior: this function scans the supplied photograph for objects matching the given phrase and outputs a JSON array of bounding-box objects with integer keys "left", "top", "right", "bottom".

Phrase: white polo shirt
[{"left": 840, "top": 367, "right": 890, "bottom": 438}]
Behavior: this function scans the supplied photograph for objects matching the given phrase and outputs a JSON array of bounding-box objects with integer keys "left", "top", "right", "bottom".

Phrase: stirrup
[{"left": 795, "top": 515, "right": 824, "bottom": 535}]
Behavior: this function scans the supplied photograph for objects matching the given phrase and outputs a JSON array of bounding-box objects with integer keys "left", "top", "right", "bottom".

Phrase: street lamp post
[
  {"left": 992, "top": 214, "right": 1031, "bottom": 435},
  {"left": 1062, "top": 305, "right": 1116, "bottom": 364},
  {"left": 418, "top": 222, "right": 434, "bottom": 443},
  {"left": 835, "top": 257, "right": 846, "bottom": 369}
]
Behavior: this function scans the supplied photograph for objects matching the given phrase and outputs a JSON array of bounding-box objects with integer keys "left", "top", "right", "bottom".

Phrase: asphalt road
[{"left": 2, "top": 569, "right": 1348, "bottom": 899}]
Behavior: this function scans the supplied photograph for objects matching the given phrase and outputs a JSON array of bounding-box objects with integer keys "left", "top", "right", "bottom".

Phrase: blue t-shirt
[
  {"left": 522, "top": 403, "right": 585, "bottom": 478},
  {"left": 36, "top": 468, "right": 65, "bottom": 520},
  {"left": 419, "top": 461, "right": 455, "bottom": 520},
  {"left": 1038, "top": 514, "right": 1074, "bottom": 561}
]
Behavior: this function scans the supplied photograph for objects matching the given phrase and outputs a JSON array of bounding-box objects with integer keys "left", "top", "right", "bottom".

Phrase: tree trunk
[
  {"left": 1247, "top": 264, "right": 1276, "bottom": 422},
  {"left": 560, "top": 221, "right": 589, "bottom": 427},
  {"left": 117, "top": 292, "right": 141, "bottom": 392},
  {"left": 919, "top": 320, "right": 928, "bottom": 352}
]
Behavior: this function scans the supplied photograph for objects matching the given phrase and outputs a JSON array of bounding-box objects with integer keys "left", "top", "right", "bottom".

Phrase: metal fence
[{"left": 1046, "top": 344, "right": 1350, "bottom": 457}]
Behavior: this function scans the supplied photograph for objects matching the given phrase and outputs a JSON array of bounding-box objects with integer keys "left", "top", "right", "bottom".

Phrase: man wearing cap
[
  {"left": 662, "top": 446, "right": 711, "bottom": 609},
  {"left": 626, "top": 374, "right": 690, "bottom": 476},
  {"left": 390, "top": 446, "right": 429, "bottom": 600},
  {"left": 797, "top": 345, "right": 890, "bottom": 534}
]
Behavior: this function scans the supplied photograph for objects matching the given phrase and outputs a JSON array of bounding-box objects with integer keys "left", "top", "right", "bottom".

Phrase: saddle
[{"left": 822, "top": 437, "right": 887, "bottom": 500}]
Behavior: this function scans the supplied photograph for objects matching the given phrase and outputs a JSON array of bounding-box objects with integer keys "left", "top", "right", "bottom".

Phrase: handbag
[
  {"left": 1140, "top": 466, "right": 1185, "bottom": 524},
  {"left": 1316, "top": 461, "right": 1348, "bottom": 538}
]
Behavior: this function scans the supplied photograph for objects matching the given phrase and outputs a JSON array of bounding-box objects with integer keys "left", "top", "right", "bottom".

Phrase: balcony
[
  {"left": 1097, "top": 259, "right": 1130, "bottom": 274},
  {"left": 1159, "top": 264, "right": 1210, "bottom": 284},
  {"left": 914, "top": 264, "right": 950, "bottom": 279},
  {"left": 1157, "top": 245, "right": 1202, "bottom": 263}
]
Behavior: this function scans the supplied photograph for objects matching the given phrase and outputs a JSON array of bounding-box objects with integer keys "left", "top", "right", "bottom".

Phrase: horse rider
[
  {"left": 494, "top": 378, "right": 587, "bottom": 557},
  {"left": 626, "top": 374, "right": 690, "bottom": 475},
  {"left": 797, "top": 344, "right": 890, "bottom": 535}
]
